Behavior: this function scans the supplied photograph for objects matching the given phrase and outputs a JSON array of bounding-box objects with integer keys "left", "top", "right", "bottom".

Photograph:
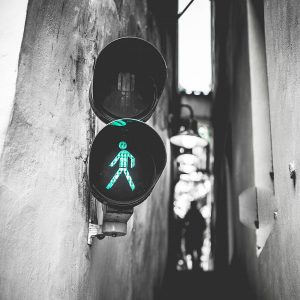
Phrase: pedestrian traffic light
[
  {"left": 89, "top": 118, "right": 166, "bottom": 208},
  {"left": 87, "top": 37, "right": 167, "bottom": 238}
]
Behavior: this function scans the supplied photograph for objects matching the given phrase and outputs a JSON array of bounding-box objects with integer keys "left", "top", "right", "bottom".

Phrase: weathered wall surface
[
  {"left": 213, "top": 0, "right": 300, "bottom": 299},
  {"left": 0, "top": 0, "right": 28, "bottom": 156},
  {"left": 212, "top": 0, "right": 256, "bottom": 273},
  {"left": 263, "top": 0, "right": 300, "bottom": 299},
  {"left": 0, "top": 0, "right": 176, "bottom": 299}
]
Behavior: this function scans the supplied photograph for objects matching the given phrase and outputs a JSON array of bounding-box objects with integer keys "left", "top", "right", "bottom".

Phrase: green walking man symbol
[{"left": 106, "top": 141, "right": 136, "bottom": 191}]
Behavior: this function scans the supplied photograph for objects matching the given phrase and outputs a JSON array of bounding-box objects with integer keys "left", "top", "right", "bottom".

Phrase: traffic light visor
[{"left": 90, "top": 37, "right": 167, "bottom": 123}]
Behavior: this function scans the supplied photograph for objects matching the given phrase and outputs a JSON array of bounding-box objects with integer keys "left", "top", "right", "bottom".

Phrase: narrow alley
[{"left": 0, "top": 0, "right": 300, "bottom": 299}]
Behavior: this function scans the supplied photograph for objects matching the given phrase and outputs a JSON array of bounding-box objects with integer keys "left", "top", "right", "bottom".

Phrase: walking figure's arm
[
  {"left": 129, "top": 153, "right": 135, "bottom": 168},
  {"left": 109, "top": 153, "right": 120, "bottom": 167}
]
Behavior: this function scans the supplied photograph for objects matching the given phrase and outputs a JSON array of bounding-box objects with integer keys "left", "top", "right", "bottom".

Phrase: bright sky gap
[{"left": 178, "top": 0, "right": 212, "bottom": 94}]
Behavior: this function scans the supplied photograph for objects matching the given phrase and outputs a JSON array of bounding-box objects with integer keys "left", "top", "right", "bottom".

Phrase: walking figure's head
[{"left": 119, "top": 141, "right": 127, "bottom": 150}]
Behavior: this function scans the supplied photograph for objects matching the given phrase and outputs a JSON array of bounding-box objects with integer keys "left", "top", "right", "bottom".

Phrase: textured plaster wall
[
  {"left": 263, "top": 0, "right": 300, "bottom": 299},
  {"left": 213, "top": 0, "right": 300, "bottom": 299},
  {"left": 212, "top": 0, "right": 256, "bottom": 272},
  {"left": 0, "top": 0, "right": 175, "bottom": 299},
  {"left": 0, "top": 0, "right": 28, "bottom": 156}
]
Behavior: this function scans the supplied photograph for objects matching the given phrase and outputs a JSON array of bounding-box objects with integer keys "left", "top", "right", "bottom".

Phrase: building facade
[
  {"left": 212, "top": 0, "right": 300, "bottom": 299},
  {"left": 0, "top": 1, "right": 177, "bottom": 299}
]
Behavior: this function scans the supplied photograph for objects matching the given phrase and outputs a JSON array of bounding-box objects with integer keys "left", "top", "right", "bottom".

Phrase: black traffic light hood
[{"left": 90, "top": 37, "right": 167, "bottom": 123}]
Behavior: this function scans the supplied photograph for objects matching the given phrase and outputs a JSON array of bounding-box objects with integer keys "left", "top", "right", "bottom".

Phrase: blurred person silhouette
[
  {"left": 173, "top": 215, "right": 186, "bottom": 270},
  {"left": 184, "top": 201, "right": 206, "bottom": 270}
]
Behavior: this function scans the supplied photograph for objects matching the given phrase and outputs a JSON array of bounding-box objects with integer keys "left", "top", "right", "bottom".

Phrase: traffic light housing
[
  {"left": 89, "top": 118, "right": 166, "bottom": 208},
  {"left": 88, "top": 37, "right": 167, "bottom": 238},
  {"left": 90, "top": 37, "right": 167, "bottom": 123}
]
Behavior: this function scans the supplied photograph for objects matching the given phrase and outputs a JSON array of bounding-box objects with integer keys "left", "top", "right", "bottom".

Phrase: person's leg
[
  {"left": 106, "top": 168, "right": 122, "bottom": 189},
  {"left": 192, "top": 248, "right": 198, "bottom": 269},
  {"left": 124, "top": 169, "right": 135, "bottom": 191}
]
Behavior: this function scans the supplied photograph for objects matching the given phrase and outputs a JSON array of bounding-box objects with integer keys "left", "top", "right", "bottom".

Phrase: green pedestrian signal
[
  {"left": 88, "top": 119, "right": 166, "bottom": 208},
  {"left": 106, "top": 141, "right": 136, "bottom": 191}
]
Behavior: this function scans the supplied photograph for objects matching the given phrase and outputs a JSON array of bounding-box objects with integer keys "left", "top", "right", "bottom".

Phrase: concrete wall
[
  {"left": 0, "top": 0, "right": 176, "bottom": 299},
  {"left": 212, "top": 0, "right": 300, "bottom": 299},
  {"left": 263, "top": 0, "right": 300, "bottom": 298},
  {"left": 212, "top": 0, "right": 255, "bottom": 272},
  {"left": 0, "top": 0, "right": 28, "bottom": 156}
]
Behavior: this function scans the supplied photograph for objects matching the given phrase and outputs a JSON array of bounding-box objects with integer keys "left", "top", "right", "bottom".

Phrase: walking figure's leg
[
  {"left": 106, "top": 168, "right": 122, "bottom": 190},
  {"left": 124, "top": 169, "right": 135, "bottom": 191}
]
